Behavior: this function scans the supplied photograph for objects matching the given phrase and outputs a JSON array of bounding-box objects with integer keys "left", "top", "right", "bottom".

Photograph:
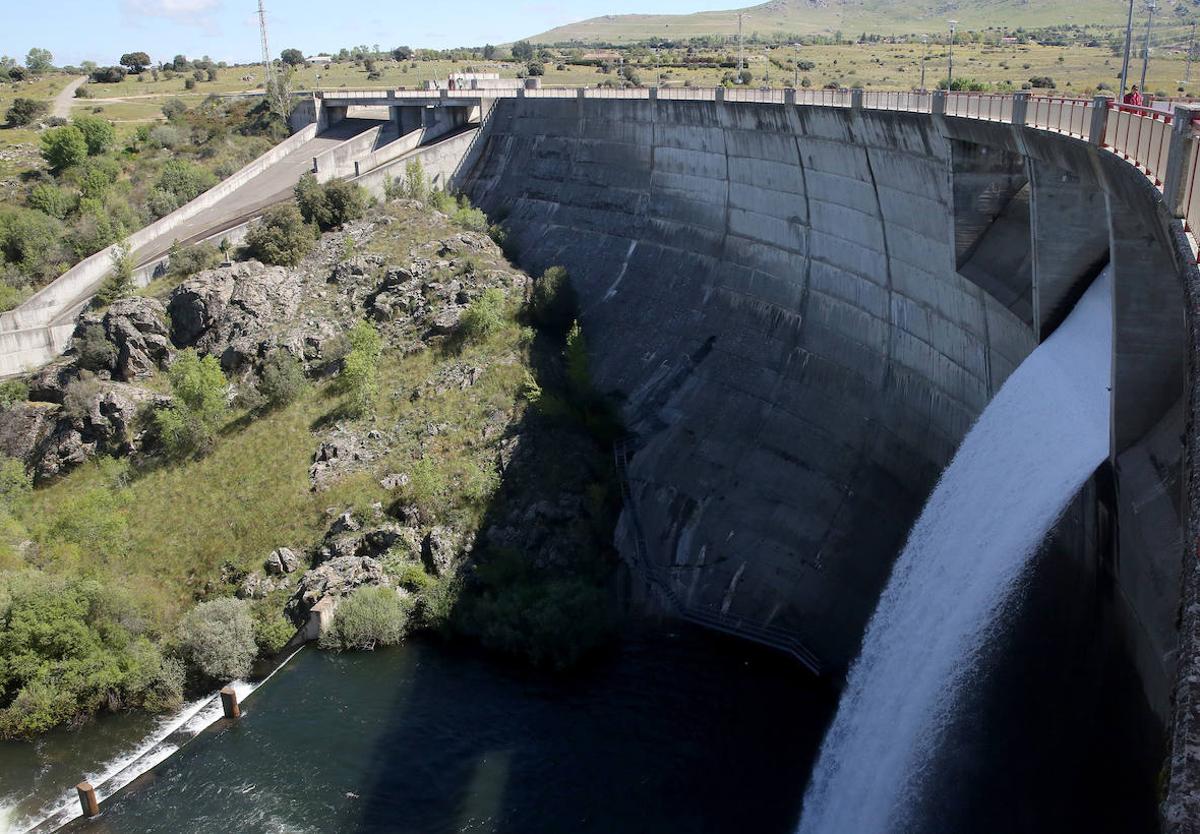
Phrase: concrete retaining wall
[
  {"left": 0, "top": 123, "right": 320, "bottom": 336},
  {"left": 313, "top": 122, "right": 389, "bottom": 182},
  {"left": 351, "top": 127, "right": 481, "bottom": 198}
]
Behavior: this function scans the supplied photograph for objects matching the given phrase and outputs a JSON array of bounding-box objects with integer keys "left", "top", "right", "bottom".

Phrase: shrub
[
  {"left": 319, "top": 586, "right": 412, "bottom": 651},
  {"left": 5, "top": 97, "right": 47, "bottom": 127},
  {"left": 403, "top": 159, "right": 427, "bottom": 202},
  {"left": 166, "top": 240, "right": 220, "bottom": 278},
  {"left": 253, "top": 609, "right": 295, "bottom": 655},
  {"left": 94, "top": 241, "right": 135, "bottom": 306},
  {"left": 27, "top": 182, "right": 74, "bottom": 219},
  {"left": 244, "top": 204, "right": 316, "bottom": 266},
  {"left": 154, "top": 349, "right": 228, "bottom": 459},
  {"left": 257, "top": 349, "right": 306, "bottom": 408},
  {"left": 462, "top": 552, "right": 612, "bottom": 669},
  {"left": 529, "top": 265, "right": 577, "bottom": 334},
  {"left": 339, "top": 320, "right": 382, "bottom": 416},
  {"left": 161, "top": 98, "right": 188, "bottom": 122},
  {"left": 89, "top": 66, "right": 127, "bottom": 83},
  {"left": 0, "top": 380, "right": 28, "bottom": 409},
  {"left": 40, "top": 126, "right": 89, "bottom": 172},
  {"left": 428, "top": 188, "right": 455, "bottom": 214},
  {"left": 294, "top": 173, "right": 367, "bottom": 231},
  {"left": 0, "top": 457, "right": 32, "bottom": 509},
  {"left": 176, "top": 597, "right": 257, "bottom": 681},
  {"left": 1029, "top": 75, "right": 1056, "bottom": 89},
  {"left": 72, "top": 115, "right": 116, "bottom": 156},
  {"left": 155, "top": 159, "right": 217, "bottom": 205},
  {"left": 74, "top": 85, "right": 93, "bottom": 99},
  {"left": 399, "top": 457, "right": 445, "bottom": 518},
  {"left": 0, "top": 207, "right": 64, "bottom": 275},
  {"left": 184, "top": 78, "right": 196, "bottom": 91},
  {"left": 76, "top": 158, "right": 120, "bottom": 201},
  {"left": 74, "top": 325, "right": 117, "bottom": 372},
  {"left": 452, "top": 200, "right": 487, "bottom": 232},
  {"left": 458, "top": 288, "right": 506, "bottom": 344},
  {"left": 0, "top": 571, "right": 182, "bottom": 738}
]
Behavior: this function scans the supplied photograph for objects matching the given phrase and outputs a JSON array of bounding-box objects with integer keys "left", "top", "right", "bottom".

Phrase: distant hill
[{"left": 526, "top": 0, "right": 1137, "bottom": 44}]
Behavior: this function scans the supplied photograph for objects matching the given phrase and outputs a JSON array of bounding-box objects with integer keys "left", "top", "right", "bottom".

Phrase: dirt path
[{"left": 51, "top": 76, "right": 87, "bottom": 119}]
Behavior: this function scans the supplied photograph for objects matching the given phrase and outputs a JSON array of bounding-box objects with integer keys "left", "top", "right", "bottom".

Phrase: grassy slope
[
  {"left": 13, "top": 203, "right": 529, "bottom": 631},
  {"left": 528, "top": 0, "right": 1133, "bottom": 42}
]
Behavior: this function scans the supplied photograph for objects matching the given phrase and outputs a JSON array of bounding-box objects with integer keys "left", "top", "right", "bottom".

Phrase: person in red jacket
[{"left": 1123, "top": 85, "right": 1144, "bottom": 107}]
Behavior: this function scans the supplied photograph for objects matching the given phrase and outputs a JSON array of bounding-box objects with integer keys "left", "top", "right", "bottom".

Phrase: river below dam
[{"left": 5, "top": 626, "right": 834, "bottom": 834}]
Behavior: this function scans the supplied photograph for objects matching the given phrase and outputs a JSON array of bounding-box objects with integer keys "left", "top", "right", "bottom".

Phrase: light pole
[
  {"left": 737, "top": 12, "right": 750, "bottom": 77},
  {"left": 947, "top": 20, "right": 957, "bottom": 90},
  {"left": 920, "top": 34, "right": 929, "bottom": 92},
  {"left": 1139, "top": 1, "right": 1157, "bottom": 94},
  {"left": 1119, "top": 0, "right": 1135, "bottom": 96},
  {"left": 1187, "top": 21, "right": 1196, "bottom": 86}
]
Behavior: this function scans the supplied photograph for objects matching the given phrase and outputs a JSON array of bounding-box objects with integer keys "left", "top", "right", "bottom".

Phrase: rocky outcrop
[
  {"left": 265, "top": 547, "right": 300, "bottom": 576},
  {"left": 73, "top": 297, "right": 173, "bottom": 381},
  {"left": 167, "top": 261, "right": 303, "bottom": 373},
  {"left": 0, "top": 402, "right": 58, "bottom": 464},
  {"left": 34, "top": 380, "right": 165, "bottom": 481},
  {"left": 286, "top": 555, "right": 390, "bottom": 621}
]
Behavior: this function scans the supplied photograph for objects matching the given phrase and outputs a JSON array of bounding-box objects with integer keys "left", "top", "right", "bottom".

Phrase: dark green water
[{"left": 63, "top": 627, "right": 833, "bottom": 834}]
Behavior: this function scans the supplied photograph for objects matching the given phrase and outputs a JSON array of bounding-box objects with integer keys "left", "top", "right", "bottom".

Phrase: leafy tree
[
  {"left": 176, "top": 598, "right": 257, "bottom": 680},
  {"left": 171, "top": 54, "right": 189, "bottom": 71},
  {"left": 27, "top": 183, "right": 74, "bottom": 219},
  {"left": 529, "top": 265, "right": 577, "bottom": 334},
  {"left": 294, "top": 174, "right": 367, "bottom": 231},
  {"left": 72, "top": 115, "right": 116, "bottom": 156},
  {"left": 89, "top": 66, "right": 127, "bottom": 83},
  {"left": 512, "top": 40, "right": 534, "bottom": 61},
  {"left": 40, "top": 125, "right": 88, "bottom": 172},
  {"left": 154, "top": 349, "right": 229, "bottom": 459},
  {"left": 24, "top": 48, "right": 53, "bottom": 73},
  {"left": 119, "top": 51, "right": 151, "bottom": 73},
  {"left": 0, "top": 206, "right": 63, "bottom": 274},
  {"left": 527, "top": 61, "right": 545, "bottom": 77},
  {"left": 482, "top": 44, "right": 497, "bottom": 60},
  {"left": 243, "top": 204, "right": 317, "bottom": 266},
  {"left": 95, "top": 241, "right": 135, "bottom": 306},
  {"left": 280, "top": 48, "right": 305, "bottom": 66},
  {"left": 155, "top": 159, "right": 217, "bottom": 204},
  {"left": 5, "top": 97, "right": 47, "bottom": 127},
  {"left": 166, "top": 239, "right": 220, "bottom": 278},
  {"left": 257, "top": 349, "right": 306, "bottom": 408},
  {"left": 392, "top": 46, "right": 413, "bottom": 62}
]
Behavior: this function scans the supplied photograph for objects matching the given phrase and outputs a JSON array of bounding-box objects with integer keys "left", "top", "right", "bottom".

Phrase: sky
[{"left": 2, "top": 0, "right": 731, "bottom": 67}]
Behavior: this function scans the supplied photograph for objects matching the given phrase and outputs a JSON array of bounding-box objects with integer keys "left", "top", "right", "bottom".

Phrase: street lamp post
[
  {"left": 920, "top": 34, "right": 929, "bottom": 92},
  {"left": 1119, "top": 0, "right": 1136, "bottom": 96},
  {"left": 947, "top": 20, "right": 958, "bottom": 90},
  {"left": 1139, "top": 1, "right": 1157, "bottom": 94}
]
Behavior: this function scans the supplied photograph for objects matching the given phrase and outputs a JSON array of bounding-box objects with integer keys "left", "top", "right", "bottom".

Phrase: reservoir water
[{"left": 48, "top": 627, "right": 833, "bottom": 834}]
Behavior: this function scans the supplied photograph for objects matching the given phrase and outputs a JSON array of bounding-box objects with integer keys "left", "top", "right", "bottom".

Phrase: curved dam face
[{"left": 460, "top": 97, "right": 1190, "bottom": 761}]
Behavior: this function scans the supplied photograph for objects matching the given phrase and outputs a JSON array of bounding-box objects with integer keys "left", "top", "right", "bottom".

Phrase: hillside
[{"left": 527, "top": 0, "right": 1140, "bottom": 44}]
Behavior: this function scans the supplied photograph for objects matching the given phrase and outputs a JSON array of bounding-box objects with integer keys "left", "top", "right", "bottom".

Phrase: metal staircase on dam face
[{"left": 613, "top": 441, "right": 824, "bottom": 675}]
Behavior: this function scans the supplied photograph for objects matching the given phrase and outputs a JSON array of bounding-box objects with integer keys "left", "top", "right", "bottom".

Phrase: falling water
[{"left": 798, "top": 269, "right": 1113, "bottom": 834}]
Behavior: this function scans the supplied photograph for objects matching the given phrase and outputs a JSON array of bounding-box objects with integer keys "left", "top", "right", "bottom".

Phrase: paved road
[
  {"left": 46, "top": 117, "right": 380, "bottom": 326},
  {"left": 51, "top": 77, "right": 87, "bottom": 119}
]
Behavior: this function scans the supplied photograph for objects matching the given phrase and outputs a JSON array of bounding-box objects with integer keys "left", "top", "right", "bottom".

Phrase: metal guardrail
[{"left": 613, "top": 441, "right": 823, "bottom": 675}]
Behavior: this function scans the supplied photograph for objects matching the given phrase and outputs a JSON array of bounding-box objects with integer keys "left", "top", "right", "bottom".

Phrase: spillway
[{"left": 797, "top": 270, "right": 1114, "bottom": 833}]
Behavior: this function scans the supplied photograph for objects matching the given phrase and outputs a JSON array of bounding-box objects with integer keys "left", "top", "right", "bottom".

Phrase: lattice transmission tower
[{"left": 257, "top": 0, "right": 285, "bottom": 118}]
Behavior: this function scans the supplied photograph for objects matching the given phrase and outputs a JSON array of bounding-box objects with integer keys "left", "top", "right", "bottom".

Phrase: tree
[
  {"left": 155, "top": 159, "right": 217, "bottom": 204},
  {"left": 482, "top": 44, "right": 497, "bottom": 60},
  {"left": 392, "top": 46, "right": 413, "bottom": 62},
  {"left": 95, "top": 241, "right": 134, "bottom": 306},
  {"left": 320, "top": 587, "right": 411, "bottom": 651},
  {"left": 154, "top": 349, "right": 229, "bottom": 458},
  {"left": 172, "top": 54, "right": 189, "bottom": 71},
  {"left": 176, "top": 598, "right": 257, "bottom": 681},
  {"left": 40, "top": 126, "right": 88, "bottom": 172},
  {"left": 24, "top": 48, "right": 53, "bottom": 73},
  {"left": 89, "top": 66, "right": 127, "bottom": 83},
  {"left": 530, "top": 265, "right": 577, "bottom": 334},
  {"left": 161, "top": 97, "right": 188, "bottom": 121},
  {"left": 243, "top": 204, "right": 317, "bottom": 266},
  {"left": 280, "top": 48, "right": 305, "bottom": 66},
  {"left": 27, "top": 183, "right": 73, "bottom": 219},
  {"left": 512, "top": 40, "right": 534, "bottom": 61},
  {"left": 119, "top": 51, "right": 151, "bottom": 73},
  {"left": 459, "top": 288, "right": 506, "bottom": 344},
  {"left": 257, "top": 349, "right": 306, "bottom": 408},
  {"left": 72, "top": 115, "right": 116, "bottom": 156},
  {"left": 5, "top": 97, "right": 47, "bottom": 127},
  {"left": 527, "top": 61, "right": 545, "bottom": 77},
  {"left": 294, "top": 173, "right": 367, "bottom": 231}
]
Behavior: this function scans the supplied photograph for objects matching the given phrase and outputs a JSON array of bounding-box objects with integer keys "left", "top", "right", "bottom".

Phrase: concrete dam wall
[{"left": 459, "top": 97, "right": 1193, "bottom": 759}]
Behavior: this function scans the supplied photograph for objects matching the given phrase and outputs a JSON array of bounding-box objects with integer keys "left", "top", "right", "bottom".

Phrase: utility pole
[
  {"left": 920, "top": 34, "right": 929, "bottom": 92},
  {"left": 1139, "top": 1, "right": 1157, "bottom": 94},
  {"left": 1119, "top": 0, "right": 1136, "bottom": 96},
  {"left": 947, "top": 20, "right": 957, "bottom": 90},
  {"left": 1187, "top": 21, "right": 1196, "bottom": 85},
  {"left": 737, "top": 13, "right": 749, "bottom": 75}
]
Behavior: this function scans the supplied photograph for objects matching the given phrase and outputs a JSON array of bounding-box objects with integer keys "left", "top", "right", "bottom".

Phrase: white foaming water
[
  {"left": 798, "top": 270, "right": 1113, "bottom": 834},
  {"left": 5, "top": 679, "right": 257, "bottom": 834}
]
